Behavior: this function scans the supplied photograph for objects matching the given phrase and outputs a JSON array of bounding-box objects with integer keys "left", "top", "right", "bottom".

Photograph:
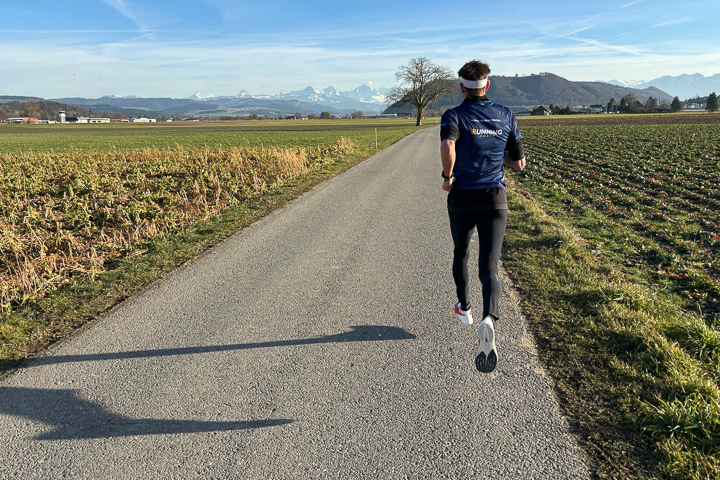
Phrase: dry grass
[{"left": 0, "top": 139, "right": 354, "bottom": 313}]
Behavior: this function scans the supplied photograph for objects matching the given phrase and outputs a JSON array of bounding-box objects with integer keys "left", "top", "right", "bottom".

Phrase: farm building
[
  {"left": 88, "top": 118, "right": 110, "bottom": 123},
  {"left": 130, "top": 118, "right": 157, "bottom": 123},
  {"left": 590, "top": 105, "right": 603, "bottom": 114},
  {"left": 531, "top": 105, "right": 551, "bottom": 116}
]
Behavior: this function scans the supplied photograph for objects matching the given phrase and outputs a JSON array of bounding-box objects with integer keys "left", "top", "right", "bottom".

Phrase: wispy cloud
[
  {"left": 652, "top": 17, "right": 694, "bottom": 27},
  {"left": 621, "top": 0, "right": 643, "bottom": 8},
  {"left": 102, "top": 0, "right": 148, "bottom": 31},
  {"left": 0, "top": 29, "right": 147, "bottom": 34}
]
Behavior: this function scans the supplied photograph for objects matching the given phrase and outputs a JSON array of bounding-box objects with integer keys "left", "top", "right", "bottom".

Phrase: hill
[
  {"left": 0, "top": 99, "right": 99, "bottom": 121},
  {"left": 385, "top": 73, "right": 674, "bottom": 114}
]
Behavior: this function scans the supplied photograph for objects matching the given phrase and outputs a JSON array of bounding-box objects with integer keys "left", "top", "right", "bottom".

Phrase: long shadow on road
[
  {"left": 0, "top": 325, "right": 415, "bottom": 441},
  {"left": 0, "top": 386, "right": 293, "bottom": 440},
  {"left": 27, "top": 325, "right": 416, "bottom": 367}
]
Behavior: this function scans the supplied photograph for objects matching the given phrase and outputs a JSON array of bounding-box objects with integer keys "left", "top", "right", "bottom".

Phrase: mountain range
[
  {"left": 7, "top": 73, "right": 709, "bottom": 118},
  {"left": 607, "top": 73, "right": 720, "bottom": 100},
  {"left": 49, "top": 83, "right": 390, "bottom": 118}
]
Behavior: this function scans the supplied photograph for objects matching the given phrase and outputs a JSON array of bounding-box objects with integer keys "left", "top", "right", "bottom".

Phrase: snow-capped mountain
[
  {"left": 606, "top": 79, "right": 646, "bottom": 88},
  {"left": 187, "top": 92, "right": 218, "bottom": 100},
  {"left": 635, "top": 73, "right": 720, "bottom": 100},
  {"left": 184, "top": 83, "right": 389, "bottom": 112},
  {"left": 101, "top": 94, "right": 139, "bottom": 99},
  {"left": 340, "top": 83, "right": 386, "bottom": 103}
]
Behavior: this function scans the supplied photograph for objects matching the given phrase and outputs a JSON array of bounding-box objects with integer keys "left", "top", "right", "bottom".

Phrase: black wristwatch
[{"left": 441, "top": 171, "right": 454, "bottom": 180}]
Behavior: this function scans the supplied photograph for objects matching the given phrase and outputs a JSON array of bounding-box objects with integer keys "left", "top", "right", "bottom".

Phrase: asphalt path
[{"left": 0, "top": 127, "right": 589, "bottom": 479}]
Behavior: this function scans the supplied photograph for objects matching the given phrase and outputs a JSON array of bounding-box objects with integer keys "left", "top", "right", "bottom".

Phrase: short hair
[{"left": 458, "top": 60, "right": 491, "bottom": 96}]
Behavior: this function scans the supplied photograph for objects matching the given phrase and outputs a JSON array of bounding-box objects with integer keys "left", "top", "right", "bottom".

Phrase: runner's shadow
[
  {"left": 30, "top": 325, "right": 415, "bottom": 367},
  {"left": 0, "top": 386, "right": 292, "bottom": 440}
]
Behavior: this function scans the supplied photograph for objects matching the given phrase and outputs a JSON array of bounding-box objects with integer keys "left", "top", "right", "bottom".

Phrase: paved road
[{"left": 0, "top": 127, "right": 589, "bottom": 479}]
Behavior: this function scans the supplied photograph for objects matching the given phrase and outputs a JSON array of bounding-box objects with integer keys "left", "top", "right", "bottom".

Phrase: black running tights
[{"left": 448, "top": 208, "right": 507, "bottom": 319}]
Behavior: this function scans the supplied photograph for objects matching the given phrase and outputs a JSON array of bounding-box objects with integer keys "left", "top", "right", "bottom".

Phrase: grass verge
[
  {"left": 0, "top": 128, "right": 420, "bottom": 376},
  {"left": 503, "top": 183, "right": 720, "bottom": 480}
]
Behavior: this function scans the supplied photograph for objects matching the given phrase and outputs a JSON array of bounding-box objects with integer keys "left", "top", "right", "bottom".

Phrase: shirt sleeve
[
  {"left": 505, "top": 111, "right": 525, "bottom": 161},
  {"left": 440, "top": 110, "right": 459, "bottom": 141},
  {"left": 507, "top": 112, "right": 522, "bottom": 143}
]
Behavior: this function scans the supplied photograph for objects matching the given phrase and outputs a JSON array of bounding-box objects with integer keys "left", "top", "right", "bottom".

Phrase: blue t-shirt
[{"left": 440, "top": 96, "right": 522, "bottom": 190}]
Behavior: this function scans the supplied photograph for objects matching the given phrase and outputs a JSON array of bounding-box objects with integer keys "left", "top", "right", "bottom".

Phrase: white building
[
  {"left": 65, "top": 116, "right": 89, "bottom": 123},
  {"left": 89, "top": 118, "right": 110, "bottom": 123},
  {"left": 130, "top": 117, "right": 157, "bottom": 123}
]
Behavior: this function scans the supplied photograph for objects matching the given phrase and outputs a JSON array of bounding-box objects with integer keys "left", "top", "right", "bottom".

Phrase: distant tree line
[
  {"left": 561, "top": 92, "right": 717, "bottom": 115},
  {"left": 0, "top": 100, "right": 104, "bottom": 121},
  {"left": 707, "top": 92, "right": 719, "bottom": 112}
]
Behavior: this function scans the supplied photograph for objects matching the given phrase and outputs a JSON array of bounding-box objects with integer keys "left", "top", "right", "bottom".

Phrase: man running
[{"left": 440, "top": 59, "right": 526, "bottom": 373}]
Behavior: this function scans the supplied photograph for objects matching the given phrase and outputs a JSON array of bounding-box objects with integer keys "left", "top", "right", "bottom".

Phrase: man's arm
[
  {"left": 505, "top": 113, "right": 526, "bottom": 170},
  {"left": 441, "top": 139, "right": 455, "bottom": 177},
  {"left": 504, "top": 151, "right": 526, "bottom": 171}
]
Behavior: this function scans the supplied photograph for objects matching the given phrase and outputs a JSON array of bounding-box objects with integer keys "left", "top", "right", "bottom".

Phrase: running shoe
[
  {"left": 475, "top": 316, "right": 497, "bottom": 373},
  {"left": 453, "top": 300, "right": 474, "bottom": 325}
]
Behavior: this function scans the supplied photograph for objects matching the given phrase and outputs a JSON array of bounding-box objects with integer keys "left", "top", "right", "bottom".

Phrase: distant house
[
  {"left": 363, "top": 113, "right": 398, "bottom": 119},
  {"left": 88, "top": 118, "right": 110, "bottom": 124},
  {"left": 130, "top": 117, "right": 157, "bottom": 123},
  {"left": 590, "top": 104, "right": 603, "bottom": 114},
  {"left": 531, "top": 105, "right": 551, "bottom": 116}
]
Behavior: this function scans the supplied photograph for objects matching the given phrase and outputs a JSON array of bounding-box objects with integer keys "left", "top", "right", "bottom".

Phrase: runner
[{"left": 440, "top": 59, "right": 526, "bottom": 373}]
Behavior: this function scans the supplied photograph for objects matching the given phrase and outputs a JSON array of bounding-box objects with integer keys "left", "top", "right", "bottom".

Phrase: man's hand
[
  {"left": 503, "top": 150, "right": 526, "bottom": 171},
  {"left": 442, "top": 177, "right": 455, "bottom": 192}
]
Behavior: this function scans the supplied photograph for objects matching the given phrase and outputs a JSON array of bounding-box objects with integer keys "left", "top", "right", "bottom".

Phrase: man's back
[{"left": 441, "top": 97, "right": 521, "bottom": 190}]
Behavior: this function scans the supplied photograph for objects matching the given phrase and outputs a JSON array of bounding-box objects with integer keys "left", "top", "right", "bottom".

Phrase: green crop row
[{"left": 506, "top": 122, "right": 720, "bottom": 479}]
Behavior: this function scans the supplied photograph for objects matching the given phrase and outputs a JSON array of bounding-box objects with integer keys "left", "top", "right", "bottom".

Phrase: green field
[
  {"left": 0, "top": 118, "right": 422, "bottom": 153},
  {"left": 504, "top": 118, "right": 720, "bottom": 479},
  {"left": 519, "top": 123, "right": 719, "bottom": 315}
]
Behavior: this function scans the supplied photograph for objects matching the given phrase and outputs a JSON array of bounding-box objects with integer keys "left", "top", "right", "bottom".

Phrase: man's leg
[
  {"left": 448, "top": 207, "right": 477, "bottom": 310},
  {"left": 476, "top": 209, "right": 508, "bottom": 320}
]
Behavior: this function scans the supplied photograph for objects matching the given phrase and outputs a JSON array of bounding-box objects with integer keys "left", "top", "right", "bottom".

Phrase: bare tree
[
  {"left": 24, "top": 102, "right": 41, "bottom": 119},
  {"left": 386, "top": 57, "right": 456, "bottom": 126}
]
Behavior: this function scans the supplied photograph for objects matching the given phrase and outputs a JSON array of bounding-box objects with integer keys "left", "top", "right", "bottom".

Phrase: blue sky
[{"left": 1, "top": 0, "right": 718, "bottom": 98}]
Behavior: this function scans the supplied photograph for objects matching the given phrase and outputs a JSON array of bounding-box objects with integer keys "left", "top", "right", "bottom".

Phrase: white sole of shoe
[{"left": 475, "top": 320, "right": 497, "bottom": 373}]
